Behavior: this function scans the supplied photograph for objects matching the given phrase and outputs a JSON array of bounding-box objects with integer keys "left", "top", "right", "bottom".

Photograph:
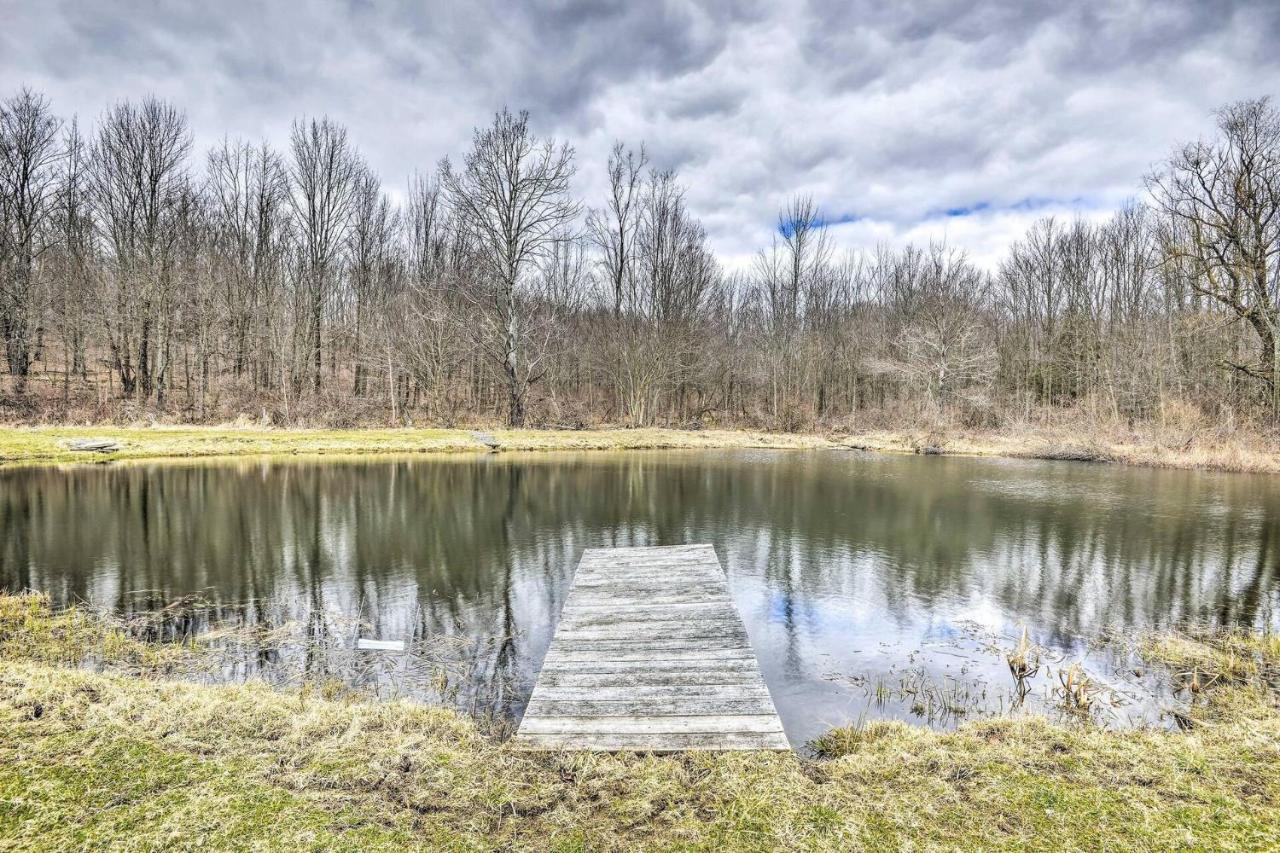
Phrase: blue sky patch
[
  {"left": 926, "top": 196, "right": 1095, "bottom": 220},
  {"left": 777, "top": 211, "right": 861, "bottom": 237}
]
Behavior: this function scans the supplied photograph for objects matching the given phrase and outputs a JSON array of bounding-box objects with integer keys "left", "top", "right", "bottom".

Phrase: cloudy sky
[{"left": 3, "top": 0, "right": 1278, "bottom": 267}]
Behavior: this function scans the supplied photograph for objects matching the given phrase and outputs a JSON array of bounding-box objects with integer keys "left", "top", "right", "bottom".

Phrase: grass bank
[
  {"left": 0, "top": 422, "right": 1278, "bottom": 474},
  {"left": 2, "top": 593, "right": 1278, "bottom": 850},
  {"left": 0, "top": 425, "right": 833, "bottom": 467},
  {"left": 839, "top": 426, "right": 1280, "bottom": 475}
]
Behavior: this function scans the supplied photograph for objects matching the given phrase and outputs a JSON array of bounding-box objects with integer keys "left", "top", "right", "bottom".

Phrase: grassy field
[
  {"left": 2, "top": 593, "right": 1278, "bottom": 850},
  {"left": 0, "top": 425, "right": 836, "bottom": 467},
  {"left": 0, "top": 422, "right": 1278, "bottom": 474},
  {"left": 834, "top": 426, "right": 1280, "bottom": 474}
]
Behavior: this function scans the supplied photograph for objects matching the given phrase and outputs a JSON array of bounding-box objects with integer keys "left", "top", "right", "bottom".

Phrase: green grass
[
  {"left": 3, "top": 422, "right": 1277, "bottom": 474},
  {"left": 0, "top": 729, "right": 420, "bottom": 850},
  {"left": 2, "top": 593, "right": 1279, "bottom": 850},
  {"left": 0, "top": 425, "right": 835, "bottom": 467}
]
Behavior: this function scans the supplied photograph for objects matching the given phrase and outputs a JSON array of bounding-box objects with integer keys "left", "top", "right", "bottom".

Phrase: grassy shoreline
[
  {"left": 0, "top": 422, "right": 1278, "bottom": 474},
  {"left": 0, "top": 425, "right": 833, "bottom": 468},
  {"left": 2, "top": 594, "right": 1279, "bottom": 849}
]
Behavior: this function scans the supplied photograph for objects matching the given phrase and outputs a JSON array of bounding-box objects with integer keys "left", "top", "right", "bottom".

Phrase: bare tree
[
  {"left": 776, "top": 195, "right": 831, "bottom": 329},
  {"left": 588, "top": 141, "right": 646, "bottom": 317},
  {"left": 207, "top": 138, "right": 290, "bottom": 387},
  {"left": 442, "top": 108, "right": 579, "bottom": 426},
  {"left": 172, "top": 179, "right": 211, "bottom": 413},
  {"left": 1148, "top": 96, "right": 1280, "bottom": 415},
  {"left": 613, "top": 168, "right": 719, "bottom": 425},
  {"left": 50, "top": 119, "right": 95, "bottom": 404},
  {"left": 1, "top": 85, "right": 1277, "bottom": 435},
  {"left": 347, "top": 167, "right": 397, "bottom": 397},
  {"left": 288, "top": 117, "right": 360, "bottom": 396},
  {"left": 0, "top": 88, "right": 62, "bottom": 390},
  {"left": 532, "top": 232, "right": 592, "bottom": 419},
  {"left": 90, "top": 96, "right": 191, "bottom": 400},
  {"left": 752, "top": 195, "right": 835, "bottom": 426},
  {"left": 394, "top": 172, "right": 467, "bottom": 421},
  {"left": 890, "top": 245, "right": 994, "bottom": 410}
]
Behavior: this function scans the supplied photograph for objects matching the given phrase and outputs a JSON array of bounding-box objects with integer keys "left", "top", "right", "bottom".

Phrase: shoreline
[
  {"left": 2, "top": 594, "right": 1277, "bottom": 849},
  {"left": 0, "top": 423, "right": 1278, "bottom": 475},
  {"left": 0, "top": 426, "right": 832, "bottom": 468}
]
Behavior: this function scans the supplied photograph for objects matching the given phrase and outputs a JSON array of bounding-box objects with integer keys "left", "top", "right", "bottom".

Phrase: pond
[{"left": 3, "top": 449, "right": 1278, "bottom": 747}]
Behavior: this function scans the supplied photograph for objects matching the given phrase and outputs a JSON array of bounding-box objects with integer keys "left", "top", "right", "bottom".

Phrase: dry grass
[
  {"left": 3, "top": 593, "right": 1280, "bottom": 850},
  {"left": 0, "top": 417, "right": 1277, "bottom": 474},
  {"left": 0, "top": 592, "right": 198, "bottom": 673},
  {"left": 1142, "top": 628, "right": 1280, "bottom": 696},
  {"left": 0, "top": 424, "right": 835, "bottom": 467},
  {"left": 834, "top": 423, "right": 1280, "bottom": 474}
]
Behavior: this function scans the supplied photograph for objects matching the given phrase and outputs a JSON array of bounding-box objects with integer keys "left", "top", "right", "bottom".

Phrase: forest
[{"left": 1, "top": 88, "right": 1278, "bottom": 432}]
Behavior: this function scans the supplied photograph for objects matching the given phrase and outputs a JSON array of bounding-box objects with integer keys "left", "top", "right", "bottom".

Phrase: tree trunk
[
  {"left": 1272, "top": 311, "right": 1280, "bottom": 420},
  {"left": 504, "top": 276, "right": 524, "bottom": 426}
]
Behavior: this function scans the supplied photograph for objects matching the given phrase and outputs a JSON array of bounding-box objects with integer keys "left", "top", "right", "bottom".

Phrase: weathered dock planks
[{"left": 516, "top": 544, "right": 789, "bottom": 752}]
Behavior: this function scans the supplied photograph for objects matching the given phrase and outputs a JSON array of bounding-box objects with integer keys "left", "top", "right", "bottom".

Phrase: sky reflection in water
[{"left": 3, "top": 449, "right": 1277, "bottom": 746}]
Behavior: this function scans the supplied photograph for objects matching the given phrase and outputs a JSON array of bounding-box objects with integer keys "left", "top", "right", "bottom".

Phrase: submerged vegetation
[{"left": 2, "top": 592, "right": 1279, "bottom": 850}]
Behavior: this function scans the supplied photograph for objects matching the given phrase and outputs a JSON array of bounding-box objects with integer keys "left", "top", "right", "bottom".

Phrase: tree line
[{"left": 1, "top": 87, "right": 1278, "bottom": 431}]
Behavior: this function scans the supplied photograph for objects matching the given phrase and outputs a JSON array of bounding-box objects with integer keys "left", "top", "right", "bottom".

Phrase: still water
[{"left": 3, "top": 449, "right": 1278, "bottom": 746}]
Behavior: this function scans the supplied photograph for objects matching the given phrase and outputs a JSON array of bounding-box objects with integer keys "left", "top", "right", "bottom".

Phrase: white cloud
[{"left": 2, "top": 0, "right": 1278, "bottom": 266}]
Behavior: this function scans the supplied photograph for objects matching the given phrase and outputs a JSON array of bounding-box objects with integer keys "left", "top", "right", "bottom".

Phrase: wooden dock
[{"left": 516, "top": 544, "right": 789, "bottom": 751}]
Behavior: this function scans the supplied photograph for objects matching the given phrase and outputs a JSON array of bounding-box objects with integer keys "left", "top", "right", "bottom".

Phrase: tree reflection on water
[{"left": 2, "top": 450, "right": 1277, "bottom": 744}]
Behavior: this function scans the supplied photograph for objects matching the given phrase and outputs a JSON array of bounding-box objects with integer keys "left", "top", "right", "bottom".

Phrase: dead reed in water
[
  {"left": 1006, "top": 626, "right": 1041, "bottom": 700},
  {"left": 1056, "top": 663, "right": 1095, "bottom": 714}
]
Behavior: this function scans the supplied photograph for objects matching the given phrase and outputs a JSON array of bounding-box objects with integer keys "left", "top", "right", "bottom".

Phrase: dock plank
[
  {"left": 516, "top": 544, "right": 788, "bottom": 752},
  {"left": 525, "top": 698, "right": 777, "bottom": 716},
  {"left": 516, "top": 731, "right": 789, "bottom": 751}
]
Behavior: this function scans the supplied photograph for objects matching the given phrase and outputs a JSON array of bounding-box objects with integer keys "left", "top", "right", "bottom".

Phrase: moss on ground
[{"left": 1, "top": 593, "right": 1278, "bottom": 850}]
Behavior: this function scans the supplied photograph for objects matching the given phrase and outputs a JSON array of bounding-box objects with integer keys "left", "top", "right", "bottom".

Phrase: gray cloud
[{"left": 2, "top": 0, "right": 1278, "bottom": 266}]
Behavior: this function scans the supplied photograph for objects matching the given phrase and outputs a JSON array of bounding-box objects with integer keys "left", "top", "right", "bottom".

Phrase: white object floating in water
[{"left": 355, "top": 638, "right": 405, "bottom": 652}]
